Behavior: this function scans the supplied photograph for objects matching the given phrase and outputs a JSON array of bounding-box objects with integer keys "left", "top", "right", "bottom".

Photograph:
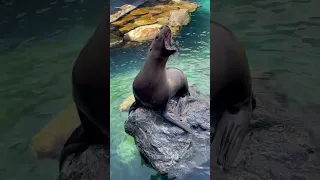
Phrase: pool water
[
  {"left": 109, "top": 0, "right": 210, "bottom": 179},
  {"left": 212, "top": 0, "right": 320, "bottom": 105},
  {"left": 0, "top": 1, "right": 106, "bottom": 179}
]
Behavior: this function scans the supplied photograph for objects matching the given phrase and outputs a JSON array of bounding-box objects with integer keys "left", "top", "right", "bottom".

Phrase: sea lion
[
  {"left": 210, "top": 21, "right": 256, "bottom": 171},
  {"left": 129, "top": 25, "right": 192, "bottom": 133},
  {"left": 59, "top": 11, "right": 109, "bottom": 174}
]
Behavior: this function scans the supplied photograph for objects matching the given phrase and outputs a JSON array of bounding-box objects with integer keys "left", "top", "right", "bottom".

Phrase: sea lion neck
[
  {"left": 72, "top": 13, "right": 109, "bottom": 87},
  {"left": 144, "top": 52, "right": 168, "bottom": 69}
]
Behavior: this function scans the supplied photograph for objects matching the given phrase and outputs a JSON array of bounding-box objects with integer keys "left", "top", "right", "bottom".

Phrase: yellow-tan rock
[
  {"left": 180, "top": 2, "right": 199, "bottom": 13},
  {"left": 168, "top": 9, "right": 190, "bottom": 27},
  {"left": 31, "top": 103, "right": 80, "bottom": 159},
  {"left": 169, "top": 26, "right": 181, "bottom": 35},
  {"left": 140, "top": 14, "right": 152, "bottom": 19},
  {"left": 154, "top": 5, "right": 179, "bottom": 11},
  {"left": 151, "top": 11, "right": 170, "bottom": 20},
  {"left": 157, "top": 17, "right": 169, "bottom": 26},
  {"left": 130, "top": 9, "right": 149, "bottom": 15},
  {"left": 119, "top": 23, "right": 138, "bottom": 33},
  {"left": 124, "top": 24, "right": 163, "bottom": 42},
  {"left": 134, "top": 19, "right": 157, "bottom": 26},
  {"left": 122, "top": 14, "right": 136, "bottom": 22},
  {"left": 120, "top": 94, "right": 135, "bottom": 112},
  {"left": 111, "top": 14, "right": 136, "bottom": 26},
  {"left": 148, "top": 9, "right": 163, "bottom": 15}
]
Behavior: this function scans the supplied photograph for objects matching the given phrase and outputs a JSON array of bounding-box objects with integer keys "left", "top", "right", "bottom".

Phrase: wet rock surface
[
  {"left": 124, "top": 85, "right": 210, "bottom": 178},
  {"left": 212, "top": 70, "right": 320, "bottom": 180},
  {"left": 59, "top": 144, "right": 109, "bottom": 180}
]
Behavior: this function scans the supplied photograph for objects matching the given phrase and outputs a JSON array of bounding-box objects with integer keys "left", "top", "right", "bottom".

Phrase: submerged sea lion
[
  {"left": 129, "top": 25, "right": 192, "bottom": 133},
  {"left": 211, "top": 21, "right": 256, "bottom": 171}
]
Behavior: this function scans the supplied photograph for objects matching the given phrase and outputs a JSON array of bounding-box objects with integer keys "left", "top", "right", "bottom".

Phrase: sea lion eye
[
  {"left": 155, "top": 35, "right": 159, "bottom": 39},
  {"left": 149, "top": 48, "right": 152, "bottom": 51}
]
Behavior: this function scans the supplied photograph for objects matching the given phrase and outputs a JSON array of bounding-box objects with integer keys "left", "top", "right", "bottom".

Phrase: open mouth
[{"left": 164, "top": 28, "right": 176, "bottom": 51}]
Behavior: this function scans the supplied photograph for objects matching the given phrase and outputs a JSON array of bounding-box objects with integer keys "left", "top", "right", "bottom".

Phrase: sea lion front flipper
[
  {"left": 211, "top": 105, "right": 252, "bottom": 170},
  {"left": 59, "top": 122, "right": 89, "bottom": 171},
  {"left": 161, "top": 111, "right": 192, "bottom": 133},
  {"left": 128, "top": 98, "right": 142, "bottom": 114}
]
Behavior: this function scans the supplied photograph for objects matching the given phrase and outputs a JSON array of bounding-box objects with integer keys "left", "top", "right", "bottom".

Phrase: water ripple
[{"left": 35, "top": 7, "right": 52, "bottom": 14}]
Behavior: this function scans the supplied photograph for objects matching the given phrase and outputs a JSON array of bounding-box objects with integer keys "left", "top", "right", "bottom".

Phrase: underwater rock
[
  {"left": 124, "top": 86, "right": 210, "bottom": 178},
  {"left": 124, "top": 24, "right": 162, "bottom": 42},
  {"left": 120, "top": 94, "right": 135, "bottom": 112},
  {"left": 116, "top": 135, "right": 137, "bottom": 164},
  {"left": 169, "top": 9, "right": 190, "bottom": 27},
  {"left": 31, "top": 103, "right": 80, "bottom": 159}
]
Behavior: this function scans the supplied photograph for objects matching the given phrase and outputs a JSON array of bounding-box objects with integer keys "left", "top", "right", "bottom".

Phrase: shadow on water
[
  {"left": 0, "top": 0, "right": 106, "bottom": 179},
  {"left": 212, "top": 0, "right": 320, "bottom": 179}
]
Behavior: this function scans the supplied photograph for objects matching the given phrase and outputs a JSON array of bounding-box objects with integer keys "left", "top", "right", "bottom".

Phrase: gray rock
[
  {"left": 124, "top": 85, "right": 210, "bottom": 178},
  {"left": 213, "top": 70, "right": 320, "bottom": 180},
  {"left": 59, "top": 145, "right": 109, "bottom": 180}
]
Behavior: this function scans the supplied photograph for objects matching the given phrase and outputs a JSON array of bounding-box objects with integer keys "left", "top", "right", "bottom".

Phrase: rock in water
[
  {"left": 31, "top": 103, "right": 80, "bottom": 159},
  {"left": 124, "top": 86, "right": 210, "bottom": 178},
  {"left": 124, "top": 24, "right": 162, "bottom": 42},
  {"left": 110, "top": 33, "right": 123, "bottom": 47},
  {"left": 59, "top": 144, "right": 109, "bottom": 180},
  {"left": 169, "top": 9, "right": 190, "bottom": 27}
]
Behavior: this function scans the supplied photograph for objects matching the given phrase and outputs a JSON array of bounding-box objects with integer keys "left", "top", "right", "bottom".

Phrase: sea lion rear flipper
[
  {"left": 175, "top": 94, "right": 189, "bottom": 115},
  {"left": 211, "top": 106, "right": 251, "bottom": 170},
  {"left": 161, "top": 112, "right": 192, "bottom": 133},
  {"left": 252, "top": 93, "right": 256, "bottom": 110}
]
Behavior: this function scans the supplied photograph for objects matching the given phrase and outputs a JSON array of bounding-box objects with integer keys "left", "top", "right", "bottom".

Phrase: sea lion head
[{"left": 148, "top": 25, "right": 177, "bottom": 59}]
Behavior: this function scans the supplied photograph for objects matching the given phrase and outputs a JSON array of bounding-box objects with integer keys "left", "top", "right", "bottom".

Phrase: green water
[
  {"left": 109, "top": 0, "right": 210, "bottom": 179},
  {"left": 0, "top": 1, "right": 106, "bottom": 179},
  {"left": 212, "top": 0, "right": 320, "bottom": 105}
]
